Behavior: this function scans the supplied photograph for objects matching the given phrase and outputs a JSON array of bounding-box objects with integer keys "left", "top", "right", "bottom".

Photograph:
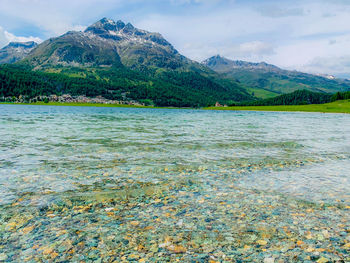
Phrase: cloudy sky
[{"left": 1, "top": 0, "right": 350, "bottom": 77}]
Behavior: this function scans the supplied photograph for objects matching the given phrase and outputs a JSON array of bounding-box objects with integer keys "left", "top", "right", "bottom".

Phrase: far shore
[
  {"left": 205, "top": 100, "right": 350, "bottom": 114},
  {"left": 0, "top": 101, "right": 161, "bottom": 109},
  {"left": 1, "top": 100, "right": 350, "bottom": 114}
]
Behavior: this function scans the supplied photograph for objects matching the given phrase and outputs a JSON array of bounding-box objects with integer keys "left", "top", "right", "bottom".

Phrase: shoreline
[
  {"left": 0, "top": 102, "right": 171, "bottom": 109},
  {"left": 1, "top": 100, "right": 350, "bottom": 114},
  {"left": 204, "top": 100, "right": 350, "bottom": 114}
]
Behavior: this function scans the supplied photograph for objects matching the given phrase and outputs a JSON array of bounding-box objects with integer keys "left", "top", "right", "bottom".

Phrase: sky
[{"left": 1, "top": 0, "right": 350, "bottom": 77}]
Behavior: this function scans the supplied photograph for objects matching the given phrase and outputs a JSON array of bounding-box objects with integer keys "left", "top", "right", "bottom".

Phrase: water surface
[{"left": 0, "top": 105, "right": 349, "bottom": 262}]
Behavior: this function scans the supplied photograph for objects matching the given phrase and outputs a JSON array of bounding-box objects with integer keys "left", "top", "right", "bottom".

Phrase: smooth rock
[{"left": 264, "top": 257, "right": 274, "bottom": 263}]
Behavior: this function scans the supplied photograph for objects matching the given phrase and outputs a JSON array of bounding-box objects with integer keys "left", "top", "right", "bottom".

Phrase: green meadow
[{"left": 205, "top": 100, "right": 350, "bottom": 114}]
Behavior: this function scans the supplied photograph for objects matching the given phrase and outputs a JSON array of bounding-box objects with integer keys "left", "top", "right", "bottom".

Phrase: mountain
[
  {"left": 85, "top": 18, "right": 187, "bottom": 70},
  {"left": 0, "top": 41, "right": 38, "bottom": 64},
  {"left": 203, "top": 56, "right": 280, "bottom": 72},
  {"left": 1, "top": 18, "right": 253, "bottom": 107},
  {"left": 203, "top": 55, "right": 350, "bottom": 99},
  {"left": 23, "top": 18, "right": 197, "bottom": 71}
]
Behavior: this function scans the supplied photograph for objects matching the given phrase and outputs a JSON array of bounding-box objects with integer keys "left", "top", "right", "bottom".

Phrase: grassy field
[
  {"left": 245, "top": 87, "right": 280, "bottom": 99},
  {"left": 205, "top": 100, "right": 350, "bottom": 114}
]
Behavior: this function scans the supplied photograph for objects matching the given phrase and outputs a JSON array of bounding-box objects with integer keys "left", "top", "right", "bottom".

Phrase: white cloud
[
  {"left": 265, "top": 32, "right": 350, "bottom": 76},
  {"left": 0, "top": 26, "right": 42, "bottom": 48},
  {"left": 169, "top": 0, "right": 235, "bottom": 5},
  {"left": 136, "top": 6, "right": 281, "bottom": 62},
  {"left": 0, "top": 0, "right": 119, "bottom": 36},
  {"left": 257, "top": 6, "right": 305, "bottom": 17},
  {"left": 239, "top": 41, "right": 275, "bottom": 56},
  {"left": 1, "top": 0, "right": 350, "bottom": 76},
  {"left": 304, "top": 56, "right": 350, "bottom": 77},
  {"left": 136, "top": 1, "right": 350, "bottom": 76},
  {"left": 182, "top": 41, "right": 274, "bottom": 62},
  {"left": 0, "top": 27, "right": 8, "bottom": 47},
  {"left": 4, "top": 31, "right": 42, "bottom": 45}
]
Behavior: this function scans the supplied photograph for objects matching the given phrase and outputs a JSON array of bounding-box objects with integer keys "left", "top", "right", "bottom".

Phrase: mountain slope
[
  {"left": 0, "top": 41, "right": 38, "bottom": 64},
  {"left": 85, "top": 18, "right": 186, "bottom": 70},
  {"left": 22, "top": 31, "right": 123, "bottom": 68},
  {"left": 7, "top": 18, "right": 253, "bottom": 106},
  {"left": 203, "top": 55, "right": 350, "bottom": 98},
  {"left": 22, "top": 18, "right": 194, "bottom": 71}
]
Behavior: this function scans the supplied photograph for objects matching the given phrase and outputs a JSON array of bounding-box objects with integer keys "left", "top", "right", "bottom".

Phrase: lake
[{"left": 0, "top": 105, "right": 349, "bottom": 262}]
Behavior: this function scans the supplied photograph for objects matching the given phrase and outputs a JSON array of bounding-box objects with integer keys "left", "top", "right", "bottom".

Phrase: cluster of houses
[{"left": 1, "top": 94, "right": 144, "bottom": 106}]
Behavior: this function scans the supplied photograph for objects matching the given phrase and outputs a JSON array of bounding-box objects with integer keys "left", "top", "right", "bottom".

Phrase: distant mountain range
[
  {"left": 0, "top": 41, "right": 37, "bottom": 64},
  {"left": 0, "top": 18, "right": 349, "bottom": 106},
  {"left": 0, "top": 18, "right": 252, "bottom": 107},
  {"left": 202, "top": 55, "right": 350, "bottom": 98}
]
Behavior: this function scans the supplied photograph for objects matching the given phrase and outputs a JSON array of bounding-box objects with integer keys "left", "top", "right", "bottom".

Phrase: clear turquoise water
[{"left": 0, "top": 105, "right": 349, "bottom": 262}]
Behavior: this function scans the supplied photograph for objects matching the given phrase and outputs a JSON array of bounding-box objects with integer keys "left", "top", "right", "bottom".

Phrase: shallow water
[{"left": 0, "top": 105, "right": 349, "bottom": 262}]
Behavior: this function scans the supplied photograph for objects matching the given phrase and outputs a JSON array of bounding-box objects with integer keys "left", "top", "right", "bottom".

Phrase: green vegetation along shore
[
  {"left": 2, "top": 99, "right": 350, "bottom": 114},
  {"left": 205, "top": 100, "right": 350, "bottom": 114}
]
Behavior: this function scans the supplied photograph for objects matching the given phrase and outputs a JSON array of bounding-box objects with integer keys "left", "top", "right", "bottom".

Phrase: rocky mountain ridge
[
  {"left": 202, "top": 55, "right": 350, "bottom": 97},
  {"left": 0, "top": 41, "right": 38, "bottom": 64},
  {"left": 203, "top": 55, "right": 280, "bottom": 72},
  {"left": 21, "top": 18, "right": 191, "bottom": 71}
]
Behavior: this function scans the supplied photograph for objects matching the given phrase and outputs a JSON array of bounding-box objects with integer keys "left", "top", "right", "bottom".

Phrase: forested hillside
[
  {"left": 0, "top": 64, "right": 251, "bottom": 107},
  {"left": 236, "top": 90, "right": 333, "bottom": 106}
]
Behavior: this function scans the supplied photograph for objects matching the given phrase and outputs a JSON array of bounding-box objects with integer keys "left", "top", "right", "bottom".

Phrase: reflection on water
[{"left": 0, "top": 105, "right": 349, "bottom": 262}]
